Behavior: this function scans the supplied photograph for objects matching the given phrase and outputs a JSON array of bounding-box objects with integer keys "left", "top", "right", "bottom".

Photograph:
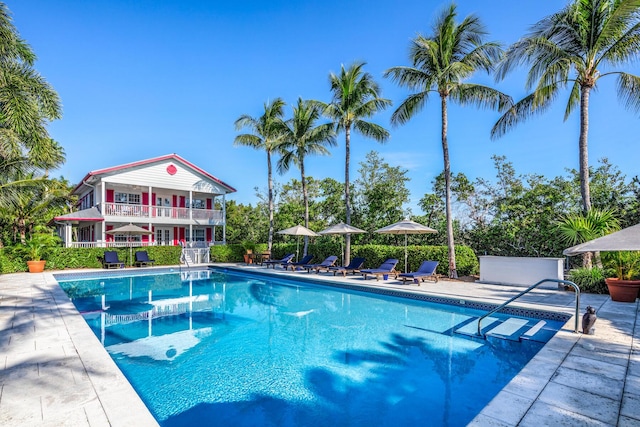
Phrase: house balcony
[{"left": 101, "top": 202, "right": 224, "bottom": 225}]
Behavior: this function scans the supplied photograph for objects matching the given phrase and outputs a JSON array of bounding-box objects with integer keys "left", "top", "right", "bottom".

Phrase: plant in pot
[
  {"left": 22, "top": 226, "right": 61, "bottom": 273},
  {"left": 241, "top": 240, "right": 257, "bottom": 264},
  {"left": 602, "top": 251, "right": 640, "bottom": 302}
]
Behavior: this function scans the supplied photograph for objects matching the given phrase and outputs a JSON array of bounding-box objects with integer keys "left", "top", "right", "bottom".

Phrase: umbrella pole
[{"left": 405, "top": 233, "right": 408, "bottom": 273}]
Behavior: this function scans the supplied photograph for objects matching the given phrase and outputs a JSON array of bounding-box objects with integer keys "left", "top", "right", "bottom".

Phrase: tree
[
  {"left": 492, "top": 0, "right": 640, "bottom": 213},
  {"left": 385, "top": 4, "right": 511, "bottom": 277},
  {"left": 277, "top": 98, "right": 336, "bottom": 256},
  {"left": 234, "top": 98, "right": 286, "bottom": 251},
  {"left": 322, "top": 62, "right": 391, "bottom": 263},
  {"left": 557, "top": 208, "right": 620, "bottom": 267}
]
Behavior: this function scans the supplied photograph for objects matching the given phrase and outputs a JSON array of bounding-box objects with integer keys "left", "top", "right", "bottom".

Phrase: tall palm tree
[
  {"left": 322, "top": 62, "right": 391, "bottom": 263},
  {"left": 277, "top": 98, "right": 336, "bottom": 256},
  {"left": 385, "top": 4, "right": 510, "bottom": 278},
  {"left": 234, "top": 98, "right": 287, "bottom": 251},
  {"left": 492, "top": 0, "right": 640, "bottom": 213}
]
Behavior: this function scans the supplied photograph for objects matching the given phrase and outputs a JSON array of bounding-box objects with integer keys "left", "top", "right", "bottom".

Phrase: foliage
[
  {"left": 602, "top": 251, "right": 640, "bottom": 280},
  {"left": 15, "top": 225, "right": 60, "bottom": 261},
  {"left": 556, "top": 208, "right": 620, "bottom": 246},
  {"left": 567, "top": 267, "right": 608, "bottom": 294}
]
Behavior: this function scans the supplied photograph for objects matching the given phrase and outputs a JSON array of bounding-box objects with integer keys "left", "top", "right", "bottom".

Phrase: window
[
  {"left": 114, "top": 234, "right": 141, "bottom": 243},
  {"left": 115, "top": 192, "right": 141, "bottom": 204},
  {"left": 193, "top": 229, "right": 205, "bottom": 242},
  {"left": 189, "top": 199, "right": 205, "bottom": 209}
]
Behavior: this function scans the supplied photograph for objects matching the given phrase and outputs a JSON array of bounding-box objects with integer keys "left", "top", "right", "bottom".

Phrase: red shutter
[
  {"left": 173, "top": 227, "right": 178, "bottom": 245},
  {"left": 206, "top": 198, "right": 212, "bottom": 210},
  {"left": 106, "top": 189, "right": 114, "bottom": 203},
  {"left": 179, "top": 228, "right": 185, "bottom": 241},
  {"left": 152, "top": 193, "right": 157, "bottom": 217},
  {"left": 206, "top": 228, "right": 212, "bottom": 243},
  {"left": 179, "top": 196, "right": 186, "bottom": 208},
  {"left": 172, "top": 195, "right": 178, "bottom": 218},
  {"left": 142, "top": 226, "right": 149, "bottom": 242},
  {"left": 142, "top": 192, "right": 149, "bottom": 205},
  {"left": 106, "top": 225, "right": 114, "bottom": 242}
]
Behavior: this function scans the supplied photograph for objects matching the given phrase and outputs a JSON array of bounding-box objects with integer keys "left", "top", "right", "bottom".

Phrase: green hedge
[{"left": 0, "top": 243, "right": 479, "bottom": 276}]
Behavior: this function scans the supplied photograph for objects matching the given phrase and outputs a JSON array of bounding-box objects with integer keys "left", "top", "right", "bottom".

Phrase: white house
[{"left": 53, "top": 154, "right": 236, "bottom": 248}]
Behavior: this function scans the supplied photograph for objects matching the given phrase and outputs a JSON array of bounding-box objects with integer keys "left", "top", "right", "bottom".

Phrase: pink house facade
[{"left": 53, "top": 154, "right": 236, "bottom": 248}]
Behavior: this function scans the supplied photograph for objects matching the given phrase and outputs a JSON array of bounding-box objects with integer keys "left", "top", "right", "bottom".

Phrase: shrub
[{"left": 567, "top": 267, "right": 608, "bottom": 294}]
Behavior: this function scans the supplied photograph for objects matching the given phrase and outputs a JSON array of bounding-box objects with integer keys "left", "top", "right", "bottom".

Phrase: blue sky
[{"left": 10, "top": 1, "right": 640, "bottom": 212}]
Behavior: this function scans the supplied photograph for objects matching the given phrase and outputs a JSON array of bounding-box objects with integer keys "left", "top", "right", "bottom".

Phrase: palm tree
[
  {"left": 557, "top": 208, "right": 620, "bottom": 267},
  {"left": 322, "top": 62, "right": 391, "bottom": 263},
  {"left": 234, "top": 98, "right": 287, "bottom": 251},
  {"left": 492, "top": 0, "right": 640, "bottom": 213},
  {"left": 385, "top": 4, "right": 511, "bottom": 278},
  {"left": 277, "top": 98, "right": 336, "bottom": 256}
]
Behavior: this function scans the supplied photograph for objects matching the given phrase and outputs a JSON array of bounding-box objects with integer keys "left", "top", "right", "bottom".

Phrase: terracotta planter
[
  {"left": 605, "top": 278, "right": 640, "bottom": 302},
  {"left": 27, "top": 260, "right": 46, "bottom": 273}
]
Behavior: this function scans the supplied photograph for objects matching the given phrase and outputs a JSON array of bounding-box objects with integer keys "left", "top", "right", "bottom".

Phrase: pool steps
[{"left": 454, "top": 316, "right": 555, "bottom": 343}]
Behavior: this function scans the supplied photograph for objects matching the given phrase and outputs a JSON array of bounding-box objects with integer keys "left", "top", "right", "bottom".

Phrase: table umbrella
[
  {"left": 374, "top": 220, "right": 437, "bottom": 273},
  {"left": 318, "top": 222, "right": 366, "bottom": 266},
  {"left": 563, "top": 223, "right": 640, "bottom": 255},
  {"left": 276, "top": 225, "right": 318, "bottom": 262},
  {"left": 106, "top": 223, "right": 153, "bottom": 266}
]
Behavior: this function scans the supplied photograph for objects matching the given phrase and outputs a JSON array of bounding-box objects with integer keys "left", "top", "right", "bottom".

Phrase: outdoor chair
[
  {"left": 330, "top": 257, "right": 366, "bottom": 276},
  {"left": 134, "top": 251, "right": 155, "bottom": 267},
  {"left": 396, "top": 260, "right": 439, "bottom": 284},
  {"left": 102, "top": 251, "right": 125, "bottom": 269},
  {"left": 361, "top": 259, "right": 399, "bottom": 281},
  {"left": 286, "top": 254, "right": 314, "bottom": 271},
  {"left": 303, "top": 255, "right": 338, "bottom": 273},
  {"left": 263, "top": 253, "right": 295, "bottom": 269}
]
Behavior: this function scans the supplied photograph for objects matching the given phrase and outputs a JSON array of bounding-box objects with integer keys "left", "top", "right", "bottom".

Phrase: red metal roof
[{"left": 73, "top": 153, "right": 237, "bottom": 194}]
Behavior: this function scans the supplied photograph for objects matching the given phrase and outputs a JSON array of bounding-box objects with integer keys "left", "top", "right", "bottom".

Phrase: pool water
[{"left": 56, "top": 269, "right": 563, "bottom": 426}]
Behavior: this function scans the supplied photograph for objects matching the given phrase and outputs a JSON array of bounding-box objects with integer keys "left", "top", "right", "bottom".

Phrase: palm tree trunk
[
  {"left": 580, "top": 85, "right": 592, "bottom": 268},
  {"left": 344, "top": 125, "right": 351, "bottom": 264},
  {"left": 441, "top": 95, "right": 457, "bottom": 278},
  {"left": 301, "top": 160, "right": 309, "bottom": 256},
  {"left": 267, "top": 151, "right": 274, "bottom": 252}
]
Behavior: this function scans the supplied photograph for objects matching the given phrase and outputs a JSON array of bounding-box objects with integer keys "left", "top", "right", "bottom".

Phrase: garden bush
[{"left": 567, "top": 267, "right": 608, "bottom": 294}]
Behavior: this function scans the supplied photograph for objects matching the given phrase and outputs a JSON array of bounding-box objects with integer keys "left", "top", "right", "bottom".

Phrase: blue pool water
[{"left": 56, "top": 268, "right": 565, "bottom": 426}]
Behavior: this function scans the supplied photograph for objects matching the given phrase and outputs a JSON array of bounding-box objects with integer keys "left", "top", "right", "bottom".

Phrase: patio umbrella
[
  {"left": 563, "top": 223, "right": 640, "bottom": 255},
  {"left": 318, "top": 222, "right": 366, "bottom": 266},
  {"left": 276, "top": 225, "right": 318, "bottom": 262},
  {"left": 106, "top": 223, "right": 153, "bottom": 266},
  {"left": 375, "top": 220, "right": 437, "bottom": 273}
]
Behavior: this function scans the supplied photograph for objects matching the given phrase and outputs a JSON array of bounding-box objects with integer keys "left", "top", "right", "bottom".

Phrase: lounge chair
[
  {"left": 263, "top": 253, "right": 295, "bottom": 269},
  {"left": 361, "top": 258, "right": 399, "bottom": 281},
  {"left": 303, "top": 255, "right": 338, "bottom": 273},
  {"left": 102, "top": 251, "right": 125, "bottom": 269},
  {"left": 330, "top": 257, "right": 366, "bottom": 276},
  {"left": 285, "top": 254, "right": 315, "bottom": 271},
  {"left": 134, "top": 251, "right": 155, "bottom": 267},
  {"left": 397, "top": 261, "right": 439, "bottom": 284}
]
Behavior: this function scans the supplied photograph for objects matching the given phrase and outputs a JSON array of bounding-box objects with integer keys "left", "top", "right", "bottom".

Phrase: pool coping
[{"left": 2, "top": 264, "right": 639, "bottom": 425}]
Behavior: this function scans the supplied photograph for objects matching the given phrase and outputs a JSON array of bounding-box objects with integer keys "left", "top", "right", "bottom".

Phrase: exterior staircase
[{"left": 454, "top": 316, "right": 558, "bottom": 343}]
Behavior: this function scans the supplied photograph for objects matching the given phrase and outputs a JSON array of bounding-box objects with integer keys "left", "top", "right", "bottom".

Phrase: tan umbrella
[
  {"left": 318, "top": 222, "right": 366, "bottom": 266},
  {"left": 276, "top": 225, "right": 318, "bottom": 261},
  {"left": 375, "top": 220, "right": 437, "bottom": 273},
  {"left": 106, "top": 223, "right": 153, "bottom": 266},
  {"left": 563, "top": 223, "right": 640, "bottom": 255}
]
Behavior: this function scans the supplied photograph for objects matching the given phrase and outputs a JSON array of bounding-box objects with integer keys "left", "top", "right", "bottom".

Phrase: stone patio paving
[{"left": 0, "top": 265, "right": 638, "bottom": 426}]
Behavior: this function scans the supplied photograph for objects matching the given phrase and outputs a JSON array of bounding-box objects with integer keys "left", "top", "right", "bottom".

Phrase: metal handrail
[{"left": 476, "top": 279, "right": 580, "bottom": 338}]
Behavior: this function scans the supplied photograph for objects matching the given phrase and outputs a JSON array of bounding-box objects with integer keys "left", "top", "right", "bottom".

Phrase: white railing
[{"left": 102, "top": 202, "right": 223, "bottom": 222}]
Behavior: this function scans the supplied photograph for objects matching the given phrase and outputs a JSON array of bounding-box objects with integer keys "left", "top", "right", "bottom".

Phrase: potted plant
[
  {"left": 241, "top": 240, "right": 257, "bottom": 264},
  {"left": 603, "top": 251, "right": 640, "bottom": 302},
  {"left": 23, "top": 226, "right": 61, "bottom": 273}
]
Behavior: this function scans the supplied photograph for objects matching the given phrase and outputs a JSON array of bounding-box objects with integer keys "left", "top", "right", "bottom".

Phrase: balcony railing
[{"left": 102, "top": 202, "right": 223, "bottom": 222}]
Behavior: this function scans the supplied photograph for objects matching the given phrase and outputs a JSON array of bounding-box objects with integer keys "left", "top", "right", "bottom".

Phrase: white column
[
  {"left": 100, "top": 183, "right": 106, "bottom": 243},
  {"left": 148, "top": 186, "right": 152, "bottom": 219},
  {"left": 189, "top": 190, "right": 193, "bottom": 243},
  {"left": 65, "top": 223, "right": 72, "bottom": 248},
  {"left": 222, "top": 194, "right": 226, "bottom": 244}
]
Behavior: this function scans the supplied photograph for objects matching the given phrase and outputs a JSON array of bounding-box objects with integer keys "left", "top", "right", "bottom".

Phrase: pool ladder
[{"left": 455, "top": 279, "right": 580, "bottom": 341}]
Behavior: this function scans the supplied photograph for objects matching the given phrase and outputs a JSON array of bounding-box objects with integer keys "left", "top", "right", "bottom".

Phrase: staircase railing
[{"left": 476, "top": 279, "right": 580, "bottom": 338}]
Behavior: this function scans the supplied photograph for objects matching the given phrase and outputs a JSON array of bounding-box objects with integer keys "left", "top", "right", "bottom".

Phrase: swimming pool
[{"left": 55, "top": 268, "right": 566, "bottom": 426}]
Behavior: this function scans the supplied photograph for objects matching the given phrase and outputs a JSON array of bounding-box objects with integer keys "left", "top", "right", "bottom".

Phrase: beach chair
[
  {"left": 263, "top": 253, "right": 295, "bottom": 269},
  {"left": 361, "top": 259, "right": 399, "bottom": 281},
  {"left": 286, "top": 254, "right": 314, "bottom": 271},
  {"left": 102, "top": 251, "right": 125, "bottom": 269},
  {"left": 303, "top": 255, "right": 338, "bottom": 273},
  {"left": 134, "top": 251, "right": 155, "bottom": 267},
  {"left": 330, "top": 257, "right": 366, "bottom": 276},
  {"left": 397, "top": 260, "right": 439, "bottom": 284}
]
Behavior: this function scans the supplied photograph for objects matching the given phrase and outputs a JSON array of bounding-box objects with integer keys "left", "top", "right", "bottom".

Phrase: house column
[
  {"left": 100, "top": 184, "right": 106, "bottom": 244},
  {"left": 148, "top": 186, "right": 153, "bottom": 220},
  {"left": 64, "top": 223, "right": 72, "bottom": 248},
  {"left": 222, "top": 194, "right": 226, "bottom": 244},
  {"left": 189, "top": 190, "right": 193, "bottom": 242}
]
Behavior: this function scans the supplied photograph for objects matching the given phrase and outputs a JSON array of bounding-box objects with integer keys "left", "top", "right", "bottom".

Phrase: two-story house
[{"left": 53, "top": 154, "right": 236, "bottom": 248}]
